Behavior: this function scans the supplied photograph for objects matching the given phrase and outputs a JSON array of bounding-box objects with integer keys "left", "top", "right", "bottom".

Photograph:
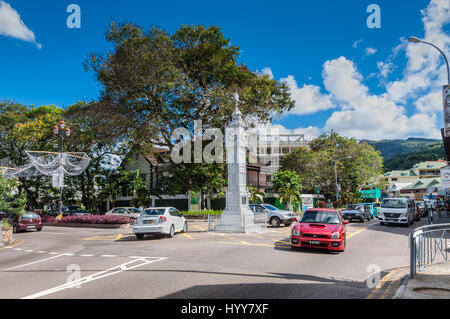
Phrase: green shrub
[
  {"left": 180, "top": 210, "right": 223, "bottom": 216},
  {"left": 1, "top": 219, "right": 12, "bottom": 228}
]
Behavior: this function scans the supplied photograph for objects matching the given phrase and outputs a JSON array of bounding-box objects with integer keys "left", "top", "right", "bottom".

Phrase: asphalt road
[{"left": 0, "top": 217, "right": 427, "bottom": 299}]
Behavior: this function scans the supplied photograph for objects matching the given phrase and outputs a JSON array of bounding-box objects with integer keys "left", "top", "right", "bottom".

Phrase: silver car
[
  {"left": 249, "top": 204, "right": 297, "bottom": 227},
  {"left": 105, "top": 207, "right": 141, "bottom": 218},
  {"left": 133, "top": 207, "right": 187, "bottom": 239}
]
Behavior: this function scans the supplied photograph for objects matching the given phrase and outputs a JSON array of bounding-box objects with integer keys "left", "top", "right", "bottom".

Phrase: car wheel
[
  {"left": 284, "top": 222, "right": 292, "bottom": 227},
  {"left": 36, "top": 228, "right": 42, "bottom": 232},
  {"left": 168, "top": 225, "right": 175, "bottom": 238},
  {"left": 380, "top": 222, "right": 385, "bottom": 226},
  {"left": 269, "top": 217, "right": 281, "bottom": 228},
  {"left": 182, "top": 222, "right": 188, "bottom": 233},
  {"left": 360, "top": 217, "right": 365, "bottom": 223},
  {"left": 135, "top": 234, "right": 144, "bottom": 240}
]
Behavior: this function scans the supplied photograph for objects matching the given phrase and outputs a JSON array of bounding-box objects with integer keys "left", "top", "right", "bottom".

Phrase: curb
[
  {"left": 43, "top": 223, "right": 132, "bottom": 229},
  {"left": 393, "top": 273, "right": 410, "bottom": 299}
]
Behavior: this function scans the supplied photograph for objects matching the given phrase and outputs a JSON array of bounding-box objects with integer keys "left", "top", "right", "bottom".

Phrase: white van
[{"left": 378, "top": 198, "right": 415, "bottom": 226}]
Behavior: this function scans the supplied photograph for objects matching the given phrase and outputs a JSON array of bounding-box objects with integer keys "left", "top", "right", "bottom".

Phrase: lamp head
[{"left": 408, "top": 36, "right": 422, "bottom": 43}]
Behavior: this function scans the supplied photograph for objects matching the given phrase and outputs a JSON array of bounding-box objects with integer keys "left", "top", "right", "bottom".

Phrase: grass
[{"left": 180, "top": 210, "right": 223, "bottom": 216}]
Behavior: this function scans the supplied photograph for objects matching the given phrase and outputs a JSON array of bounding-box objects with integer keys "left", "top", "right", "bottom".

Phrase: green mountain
[{"left": 361, "top": 138, "right": 445, "bottom": 172}]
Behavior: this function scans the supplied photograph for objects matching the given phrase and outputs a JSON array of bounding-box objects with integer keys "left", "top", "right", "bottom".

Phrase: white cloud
[
  {"left": 321, "top": 56, "right": 441, "bottom": 139},
  {"left": 0, "top": 1, "right": 40, "bottom": 48},
  {"left": 260, "top": 0, "right": 448, "bottom": 141},
  {"left": 261, "top": 67, "right": 274, "bottom": 80},
  {"left": 280, "top": 75, "right": 334, "bottom": 115},
  {"left": 365, "top": 47, "right": 378, "bottom": 55},
  {"left": 353, "top": 39, "right": 364, "bottom": 48},
  {"left": 377, "top": 61, "right": 394, "bottom": 79},
  {"left": 386, "top": 0, "right": 449, "bottom": 104}
]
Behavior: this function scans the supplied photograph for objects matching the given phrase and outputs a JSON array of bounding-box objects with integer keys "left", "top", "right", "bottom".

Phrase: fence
[
  {"left": 207, "top": 212, "right": 268, "bottom": 231},
  {"left": 409, "top": 223, "right": 450, "bottom": 278}
]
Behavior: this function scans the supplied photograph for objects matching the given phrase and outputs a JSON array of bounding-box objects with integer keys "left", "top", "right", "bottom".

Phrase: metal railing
[
  {"left": 409, "top": 223, "right": 450, "bottom": 278},
  {"left": 207, "top": 212, "right": 268, "bottom": 231}
]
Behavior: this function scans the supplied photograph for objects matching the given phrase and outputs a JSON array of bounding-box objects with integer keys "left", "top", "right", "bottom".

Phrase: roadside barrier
[{"left": 409, "top": 223, "right": 450, "bottom": 278}]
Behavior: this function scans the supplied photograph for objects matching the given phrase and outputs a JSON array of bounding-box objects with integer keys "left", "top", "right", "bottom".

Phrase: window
[
  {"left": 300, "top": 211, "right": 340, "bottom": 225},
  {"left": 142, "top": 208, "right": 166, "bottom": 216},
  {"left": 391, "top": 178, "right": 398, "bottom": 181},
  {"left": 169, "top": 208, "right": 180, "bottom": 216}
]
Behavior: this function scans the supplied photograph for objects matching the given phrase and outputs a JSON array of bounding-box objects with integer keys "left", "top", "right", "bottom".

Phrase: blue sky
[{"left": 0, "top": 0, "right": 449, "bottom": 140}]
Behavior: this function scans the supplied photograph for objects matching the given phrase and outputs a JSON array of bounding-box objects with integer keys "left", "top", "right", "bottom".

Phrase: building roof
[
  {"left": 413, "top": 160, "right": 447, "bottom": 170},
  {"left": 401, "top": 178, "right": 441, "bottom": 191},
  {"left": 389, "top": 182, "right": 414, "bottom": 191},
  {"left": 384, "top": 170, "right": 417, "bottom": 178}
]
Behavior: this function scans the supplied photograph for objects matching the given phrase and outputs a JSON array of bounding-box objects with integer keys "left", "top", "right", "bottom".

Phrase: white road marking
[
  {"left": 24, "top": 250, "right": 34, "bottom": 253},
  {"left": 0, "top": 254, "right": 66, "bottom": 272},
  {"left": 80, "top": 254, "right": 94, "bottom": 257},
  {"left": 13, "top": 248, "right": 23, "bottom": 251},
  {"left": 100, "top": 255, "right": 117, "bottom": 258},
  {"left": 21, "top": 257, "right": 168, "bottom": 299}
]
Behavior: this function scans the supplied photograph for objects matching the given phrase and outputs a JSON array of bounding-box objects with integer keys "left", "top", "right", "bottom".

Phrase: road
[{"left": 0, "top": 217, "right": 427, "bottom": 299}]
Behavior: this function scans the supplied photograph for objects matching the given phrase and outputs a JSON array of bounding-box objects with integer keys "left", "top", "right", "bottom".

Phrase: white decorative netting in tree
[{"left": 1, "top": 151, "right": 91, "bottom": 184}]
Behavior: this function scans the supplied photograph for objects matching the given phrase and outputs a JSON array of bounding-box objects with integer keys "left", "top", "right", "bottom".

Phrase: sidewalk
[{"left": 396, "top": 262, "right": 450, "bottom": 299}]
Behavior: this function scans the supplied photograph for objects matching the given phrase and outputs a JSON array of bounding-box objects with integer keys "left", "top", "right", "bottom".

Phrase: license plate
[
  {"left": 144, "top": 220, "right": 153, "bottom": 224},
  {"left": 27, "top": 225, "right": 36, "bottom": 229},
  {"left": 308, "top": 240, "right": 321, "bottom": 245}
]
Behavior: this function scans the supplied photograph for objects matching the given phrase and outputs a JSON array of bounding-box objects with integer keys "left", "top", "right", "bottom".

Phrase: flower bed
[{"left": 41, "top": 215, "right": 133, "bottom": 225}]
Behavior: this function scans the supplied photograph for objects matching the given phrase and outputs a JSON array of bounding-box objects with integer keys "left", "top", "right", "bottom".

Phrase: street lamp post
[
  {"left": 409, "top": 36, "right": 450, "bottom": 154},
  {"left": 53, "top": 121, "right": 71, "bottom": 220},
  {"left": 334, "top": 156, "right": 352, "bottom": 204},
  {"left": 408, "top": 36, "right": 449, "bottom": 85}
]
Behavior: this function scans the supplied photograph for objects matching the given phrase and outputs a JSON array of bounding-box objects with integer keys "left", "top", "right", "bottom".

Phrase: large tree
[
  {"left": 281, "top": 132, "right": 384, "bottom": 205},
  {"left": 84, "top": 22, "right": 294, "bottom": 150}
]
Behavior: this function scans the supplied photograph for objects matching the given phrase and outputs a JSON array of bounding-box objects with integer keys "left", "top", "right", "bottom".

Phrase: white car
[
  {"left": 378, "top": 198, "right": 415, "bottom": 226},
  {"left": 133, "top": 207, "right": 187, "bottom": 239},
  {"left": 105, "top": 207, "right": 141, "bottom": 218}
]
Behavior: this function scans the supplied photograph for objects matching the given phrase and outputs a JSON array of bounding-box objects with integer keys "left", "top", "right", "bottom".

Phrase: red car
[
  {"left": 290, "top": 208, "right": 348, "bottom": 252},
  {"left": 5, "top": 213, "right": 43, "bottom": 233}
]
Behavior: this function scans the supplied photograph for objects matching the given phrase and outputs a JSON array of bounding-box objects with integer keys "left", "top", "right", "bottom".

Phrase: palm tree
[{"left": 248, "top": 185, "right": 265, "bottom": 204}]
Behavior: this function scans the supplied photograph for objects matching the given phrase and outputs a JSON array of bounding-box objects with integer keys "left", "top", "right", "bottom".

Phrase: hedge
[{"left": 41, "top": 215, "right": 133, "bottom": 225}]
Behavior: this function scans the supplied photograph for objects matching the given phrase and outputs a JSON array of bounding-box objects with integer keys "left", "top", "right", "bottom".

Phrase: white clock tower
[{"left": 215, "top": 95, "right": 261, "bottom": 233}]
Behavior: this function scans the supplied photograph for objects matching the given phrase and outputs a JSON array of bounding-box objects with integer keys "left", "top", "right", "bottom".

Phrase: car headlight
[
  {"left": 331, "top": 232, "right": 340, "bottom": 239},
  {"left": 401, "top": 213, "right": 408, "bottom": 217},
  {"left": 292, "top": 229, "right": 301, "bottom": 237}
]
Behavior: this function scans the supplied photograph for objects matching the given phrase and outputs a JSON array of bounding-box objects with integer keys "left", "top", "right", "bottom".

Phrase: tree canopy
[
  {"left": 281, "top": 132, "right": 384, "bottom": 205},
  {"left": 84, "top": 23, "right": 294, "bottom": 151}
]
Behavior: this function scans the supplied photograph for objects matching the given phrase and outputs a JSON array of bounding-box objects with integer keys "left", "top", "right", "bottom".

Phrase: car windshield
[
  {"left": 261, "top": 204, "right": 278, "bottom": 211},
  {"left": 130, "top": 208, "right": 141, "bottom": 214},
  {"left": 346, "top": 204, "right": 362, "bottom": 210},
  {"left": 381, "top": 199, "right": 407, "bottom": 209},
  {"left": 142, "top": 209, "right": 166, "bottom": 216},
  {"left": 300, "top": 211, "right": 340, "bottom": 225}
]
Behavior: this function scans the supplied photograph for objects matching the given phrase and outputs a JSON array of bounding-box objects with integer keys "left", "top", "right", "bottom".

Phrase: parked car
[
  {"left": 378, "top": 198, "right": 415, "bottom": 226},
  {"left": 1, "top": 212, "right": 43, "bottom": 233},
  {"left": 249, "top": 204, "right": 297, "bottom": 227},
  {"left": 290, "top": 208, "right": 348, "bottom": 252},
  {"left": 105, "top": 207, "right": 141, "bottom": 219},
  {"left": 360, "top": 203, "right": 376, "bottom": 219},
  {"left": 416, "top": 201, "right": 426, "bottom": 217},
  {"left": 133, "top": 207, "right": 187, "bottom": 239},
  {"left": 65, "top": 206, "right": 92, "bottom": 216},
  {"left": 373, "top": 202, "right": 381, "bottom": 217},
  {"left": 341, "top": 204, "right": 370, "bottom": 223}
]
